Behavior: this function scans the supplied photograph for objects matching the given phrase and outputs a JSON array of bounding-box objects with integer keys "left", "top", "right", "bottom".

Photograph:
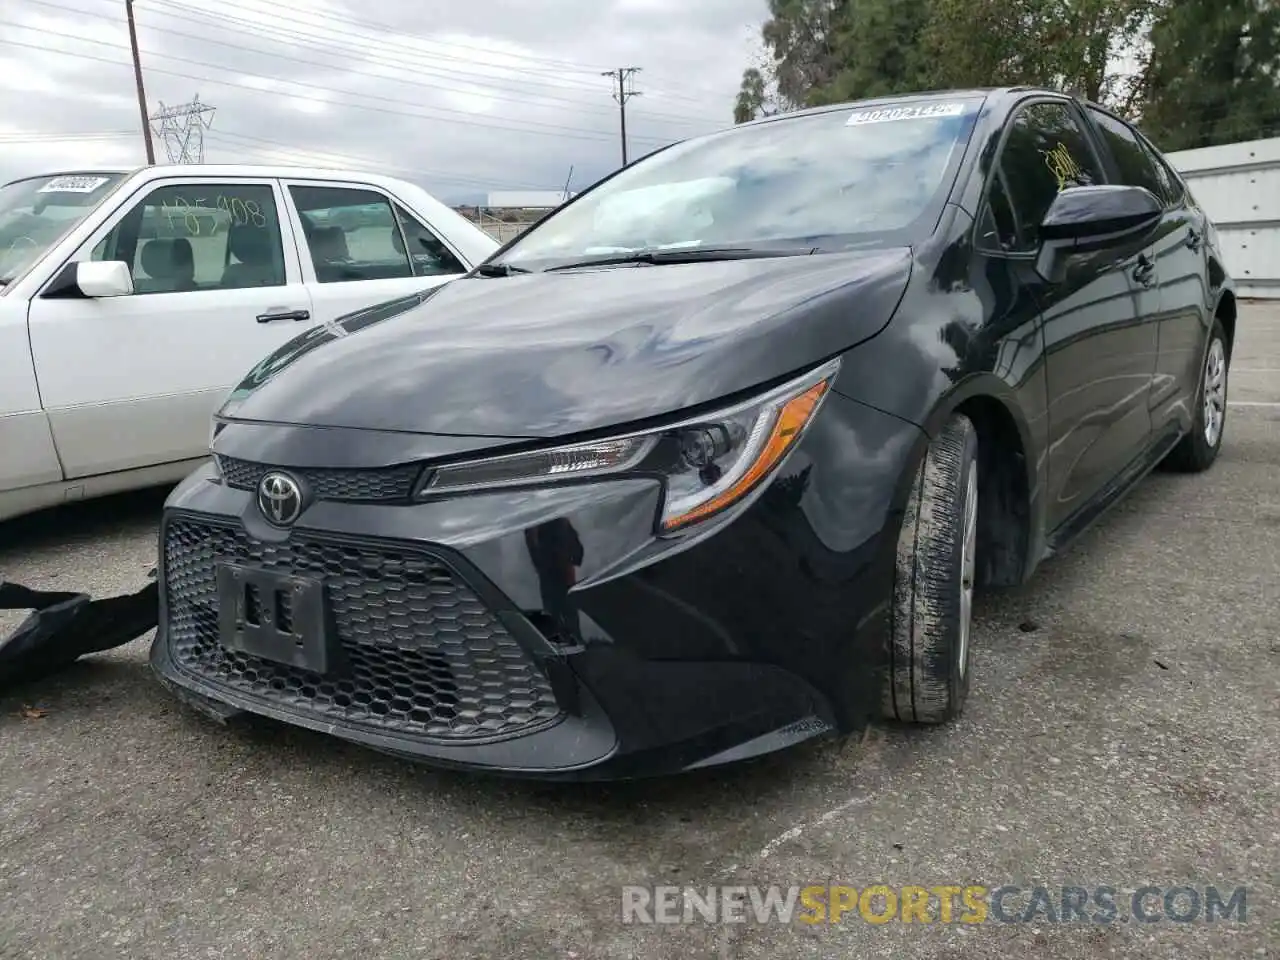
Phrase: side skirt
[{"left": 1038, "top": 424, "right": 1184, "bottom": 564}]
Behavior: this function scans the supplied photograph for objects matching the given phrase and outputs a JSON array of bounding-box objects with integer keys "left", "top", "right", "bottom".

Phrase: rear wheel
[
  {"left": 883, "top": 414, "right": 978, "bottom": 724},
  {"left": 1164, "top": 318, "right": 1229, "bottom": 473}
]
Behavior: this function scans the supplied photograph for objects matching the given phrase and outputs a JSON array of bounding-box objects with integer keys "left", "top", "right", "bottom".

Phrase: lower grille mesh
[{"left": 163, "top": 518, "right": 562, "bottom": 741}]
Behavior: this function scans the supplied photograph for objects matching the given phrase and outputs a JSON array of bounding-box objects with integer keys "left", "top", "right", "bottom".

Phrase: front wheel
[
  {"left": 1164, "top": 318, "right": 1229, "bottom": 473},
  {"left": 883, "top": 414, "right": 978, "bottom": 724}
]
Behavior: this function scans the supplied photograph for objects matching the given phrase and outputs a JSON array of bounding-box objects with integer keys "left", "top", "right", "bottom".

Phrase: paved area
[{"left": 2, "top": 305, "right": 1278, "bottom": 960}]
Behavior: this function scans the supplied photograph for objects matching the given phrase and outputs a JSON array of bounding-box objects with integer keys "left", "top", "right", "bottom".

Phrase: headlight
[{"left": 419, "top": 358, "right": 840, "bottom": 533}]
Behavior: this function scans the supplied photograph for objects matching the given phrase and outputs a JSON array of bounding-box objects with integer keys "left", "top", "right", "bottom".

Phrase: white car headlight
[{"left": 419, "top": 358, "right": 840, "bottom": 532}]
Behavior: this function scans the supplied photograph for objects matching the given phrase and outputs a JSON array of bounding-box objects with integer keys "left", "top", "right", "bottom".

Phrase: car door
[
  {"left": 990, "top": 98, "right": 1158, "bottom": 531},
  {"left": 26, "top": 176, "right": 313, "bottom": 478},
  {"left": 280, "top": 181, "right": 469, "bottom": 326},
  {"left": 1085, "top": 105, "right": 1210, "bottom": 420}
]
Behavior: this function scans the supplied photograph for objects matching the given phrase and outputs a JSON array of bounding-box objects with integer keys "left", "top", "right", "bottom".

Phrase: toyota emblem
[{"left": 257, "top": 472, "right": 304, "bottom": 526}]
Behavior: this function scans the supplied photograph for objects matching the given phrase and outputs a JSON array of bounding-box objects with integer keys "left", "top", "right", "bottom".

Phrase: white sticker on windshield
[
  {"left": 38, "top": 175, "right": 111, "bottom": 194},
  {"left": 847, "top": 103, "right": 966, "bottom": 125}
]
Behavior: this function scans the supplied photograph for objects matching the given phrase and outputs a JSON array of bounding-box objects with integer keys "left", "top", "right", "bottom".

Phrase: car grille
[
  {"left": 162, "top": 517, "right": 563, "bottom": 742},
  {"left": 215, "top": 455, "right": 422, "bottom": 502}
]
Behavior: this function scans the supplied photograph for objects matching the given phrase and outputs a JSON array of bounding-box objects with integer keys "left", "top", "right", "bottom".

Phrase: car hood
[{"left": 219, "top": 248, "right": 913, "bottom": 439}]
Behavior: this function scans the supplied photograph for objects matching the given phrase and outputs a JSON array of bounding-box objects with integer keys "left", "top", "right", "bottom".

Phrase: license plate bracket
[{"left": 215, "top": 563, "right": 338, "bottom": 674}]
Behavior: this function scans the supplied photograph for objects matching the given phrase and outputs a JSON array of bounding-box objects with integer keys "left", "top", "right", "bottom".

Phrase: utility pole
[
  {"left": 124, "top": 0, "right": 155, "bottom": 165},
  {"left": 602, "top": 67, "right": 641, "bottom": 166}
]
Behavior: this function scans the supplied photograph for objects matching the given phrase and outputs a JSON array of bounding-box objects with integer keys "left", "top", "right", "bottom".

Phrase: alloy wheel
[{"left": 1203, "top": 338, "right": 1227, "bottom": 447}]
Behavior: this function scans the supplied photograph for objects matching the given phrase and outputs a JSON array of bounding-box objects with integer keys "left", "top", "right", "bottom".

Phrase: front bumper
[{"left": 151, "top": 393, "right": 924, "bottom": 780}]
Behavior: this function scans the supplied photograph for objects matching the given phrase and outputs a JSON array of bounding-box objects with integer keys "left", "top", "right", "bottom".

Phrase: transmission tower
[{"left": 149, "top": 95, "right": 216, "bottom": 163}]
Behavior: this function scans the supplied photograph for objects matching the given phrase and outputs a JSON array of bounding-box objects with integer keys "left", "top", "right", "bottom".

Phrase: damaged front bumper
[{"left": 0, "top": 574, "right": 159, "bottom": 690}]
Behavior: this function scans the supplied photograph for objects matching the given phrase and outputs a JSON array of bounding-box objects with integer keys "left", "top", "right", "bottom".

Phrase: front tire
[
  {"left": 1164, "top": 318, "right": 1229, "bottom": 473},
  {"left": 883, "top": 414, "right": 978, "bottom": 724}
]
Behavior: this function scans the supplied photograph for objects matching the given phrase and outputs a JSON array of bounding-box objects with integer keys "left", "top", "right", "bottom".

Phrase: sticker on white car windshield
[
  {"left": 38, "top": 175, "right": 111, "bottom": 194},
  {"left": 847, "top": 103, "right": 967, "bottom": 125}
]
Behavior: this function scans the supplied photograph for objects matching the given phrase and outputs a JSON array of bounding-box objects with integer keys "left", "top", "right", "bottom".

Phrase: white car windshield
[
  {"left": 0, "top": 173, "right": 126, "bottom": 284},
  {"left": 498, "top": 98, "right": 983, "bottom": 269}
]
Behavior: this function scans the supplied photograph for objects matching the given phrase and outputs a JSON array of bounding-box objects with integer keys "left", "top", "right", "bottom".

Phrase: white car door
[
  {"left": 26, "top": 175, "right": 314, "bottom": 478},
  {"left": 279, "top": 179, "right": 470, "bottom": 326}
]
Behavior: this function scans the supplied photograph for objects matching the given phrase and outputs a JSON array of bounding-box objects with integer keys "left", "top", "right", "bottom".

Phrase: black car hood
[{"left": 220, "top": 249, "right": 913, "bottom": 439}]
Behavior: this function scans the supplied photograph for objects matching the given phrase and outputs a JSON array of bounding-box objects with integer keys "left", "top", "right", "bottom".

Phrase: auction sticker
[
  {"left": 847, "top": 103, "right": 967, "bottom": 125},
  {"left": 38, "top": 176, "right": 111, "bottom": 194}
]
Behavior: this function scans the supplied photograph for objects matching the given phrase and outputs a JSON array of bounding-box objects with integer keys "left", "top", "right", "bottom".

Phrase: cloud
[{"left": 0, "top": 0, "right": 765, "bottom": 204}]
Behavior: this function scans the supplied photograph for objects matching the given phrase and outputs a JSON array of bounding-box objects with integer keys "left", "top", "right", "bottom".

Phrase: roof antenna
[{"left": 562, "top": 165, "right": 574, "bottom": 203}]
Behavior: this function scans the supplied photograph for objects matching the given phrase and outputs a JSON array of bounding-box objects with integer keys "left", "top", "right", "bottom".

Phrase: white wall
[{"left": 1167, "top": 136, "right": 1280, "bottom": 299}]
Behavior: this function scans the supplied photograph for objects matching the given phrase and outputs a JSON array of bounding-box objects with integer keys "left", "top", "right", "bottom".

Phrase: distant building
[{"left": 486, "top": 190, "right": 573, "bottom": 209}]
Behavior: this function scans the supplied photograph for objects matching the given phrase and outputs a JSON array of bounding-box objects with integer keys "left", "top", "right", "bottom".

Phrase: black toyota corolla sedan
[{"left": 152, "top": 87, "right": 1235, "bottom": 779}]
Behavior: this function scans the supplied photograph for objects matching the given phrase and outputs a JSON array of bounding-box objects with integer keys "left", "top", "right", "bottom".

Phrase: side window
[
  {"left": 995, "top": 101, "right": 1105, "bottom": 253},
  {"left": 1085, "top": 107, "right": 1167, "bottom": 203},
  {"left": 91, "top": 183, "right": 285, "bottom": 293},
  {"left": 392, "top": 203, "right": 465, "bottom": 277},
  {"left": 976, "top": 169, "right": 1020, "bottom": 252},
  {"left": 288, "top": 186, "right": 413, "bottom": 283},
  {"left": 1137, "top": 133, "right": 1185, "bottom": 206}
]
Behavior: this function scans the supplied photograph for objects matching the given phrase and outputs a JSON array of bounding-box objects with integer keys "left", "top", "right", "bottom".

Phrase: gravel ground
[{"left": 1, "top": 304, "right": 1278, "bottom": 960}]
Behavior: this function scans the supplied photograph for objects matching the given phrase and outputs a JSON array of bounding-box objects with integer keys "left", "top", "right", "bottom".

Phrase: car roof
[
  {"left": 3, "top": 163, "right": 434, "bottom": 192},
  {"left": 732, "top": 85, "right": 1066, "bottom": 130}
]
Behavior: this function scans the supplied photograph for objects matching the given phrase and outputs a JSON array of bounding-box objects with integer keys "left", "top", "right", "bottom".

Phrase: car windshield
[
  {"left": 496, "top": 98, "right": 984, "bottom": 270},
  {"left": 0, "top": 172, "right": 126, "bottom": 284}
]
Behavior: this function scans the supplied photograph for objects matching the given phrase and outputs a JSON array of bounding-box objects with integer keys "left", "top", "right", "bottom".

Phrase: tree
[
  {"left": 733, "top": 0, "right": 847, "bottom": 122},
  {"left": 1140, "top": 0, "right": 1280, "bottom": 150},
  {"left": 733, "top": 67, "right": 772, "bottom": 124},
  {"left": 919, "top": 0, "right": 1153, "bottom": 105},
  {"left": 733, "top": 0, "right": 1156, "bottom": 120},
  {"left": 732, "top": 0, "right": 1280, "bottom": 150},
  {"left": 810, "top": 0, "right": 935, "bottom": 104}
]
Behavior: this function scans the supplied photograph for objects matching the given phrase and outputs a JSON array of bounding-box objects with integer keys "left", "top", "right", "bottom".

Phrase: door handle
[
  {"left": 1132, "top": 254, "right": 1156, "bottom": 287},
  {"left": 256, "top": 309, "right": 311, "bottom": 323},
  {"left": 1186, "top": 227, "right": 1202, "bottom": 251}
]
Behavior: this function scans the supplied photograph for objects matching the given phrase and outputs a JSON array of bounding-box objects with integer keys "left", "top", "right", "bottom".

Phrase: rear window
[{"left": 498, "top": 98, "right": 983, "bottom": 268}]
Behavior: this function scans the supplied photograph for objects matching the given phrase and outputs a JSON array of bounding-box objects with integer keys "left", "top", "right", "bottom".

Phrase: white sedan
[{"left": 0, "top": 164, "right": 499, "bottom": 522}]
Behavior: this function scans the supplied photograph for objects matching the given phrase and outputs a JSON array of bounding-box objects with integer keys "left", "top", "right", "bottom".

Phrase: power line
[
  {"left": 602, "top": 67, "right": 642, "bottom": 166},
  {"left": 126, "top": 0, "right": 723, "bottom": 127},
  {"left": 0, "top": 131, "right": 137, "bottom": 142},
  {"left": 127, "top": 5, "right": 713, "bottom": 127},
  {"left": 133, "top": 0, "right": 728, "bottom": 118},
  {"left": 158, "top": 0, "right": 618, "bottom": 77},
  {"left": 25, "top": 0, "right": 734, "bottom": 129},
  {"left": 0, "top": 30, "right": 676, "bottom": 148},
  {"left": 43, "top": 0, "right": 744, "bottom": 111},
  {"left": 184, "top": 0, "right": 739, "bottom": 106},
  {"left": 204, "top": 129, "right": 560, "bottom": 191}
]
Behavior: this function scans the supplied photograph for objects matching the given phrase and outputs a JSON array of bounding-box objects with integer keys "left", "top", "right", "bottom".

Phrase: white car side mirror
[{"left": 76, "top": 261, "right": 133, "bottom": 298}]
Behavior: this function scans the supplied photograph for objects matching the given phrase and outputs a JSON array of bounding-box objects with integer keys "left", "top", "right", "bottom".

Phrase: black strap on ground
[{"left": 0, "top": 576, "right": 159, "bottom": 690}]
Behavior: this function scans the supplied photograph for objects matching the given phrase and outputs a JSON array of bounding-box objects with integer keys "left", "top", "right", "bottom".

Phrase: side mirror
[
  {"left": 75, "top": 260, "right": 133, "bottom": 298},
  {"left": 1035, "top": 185, "right": 1163, "bottom": 281}
]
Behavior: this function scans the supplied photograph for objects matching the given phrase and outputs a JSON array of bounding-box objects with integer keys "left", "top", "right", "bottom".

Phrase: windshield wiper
[
  {"left": 473, "top": 262, "right": 531, "bottom": 277},
  {"left": 543, "top": 246, "right": 818, "bottom": 272}
]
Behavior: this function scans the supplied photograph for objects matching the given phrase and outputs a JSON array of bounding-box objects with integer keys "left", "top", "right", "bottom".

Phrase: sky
[{"left": 0, "top": 0, "right": 767, "bottom": 204}]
